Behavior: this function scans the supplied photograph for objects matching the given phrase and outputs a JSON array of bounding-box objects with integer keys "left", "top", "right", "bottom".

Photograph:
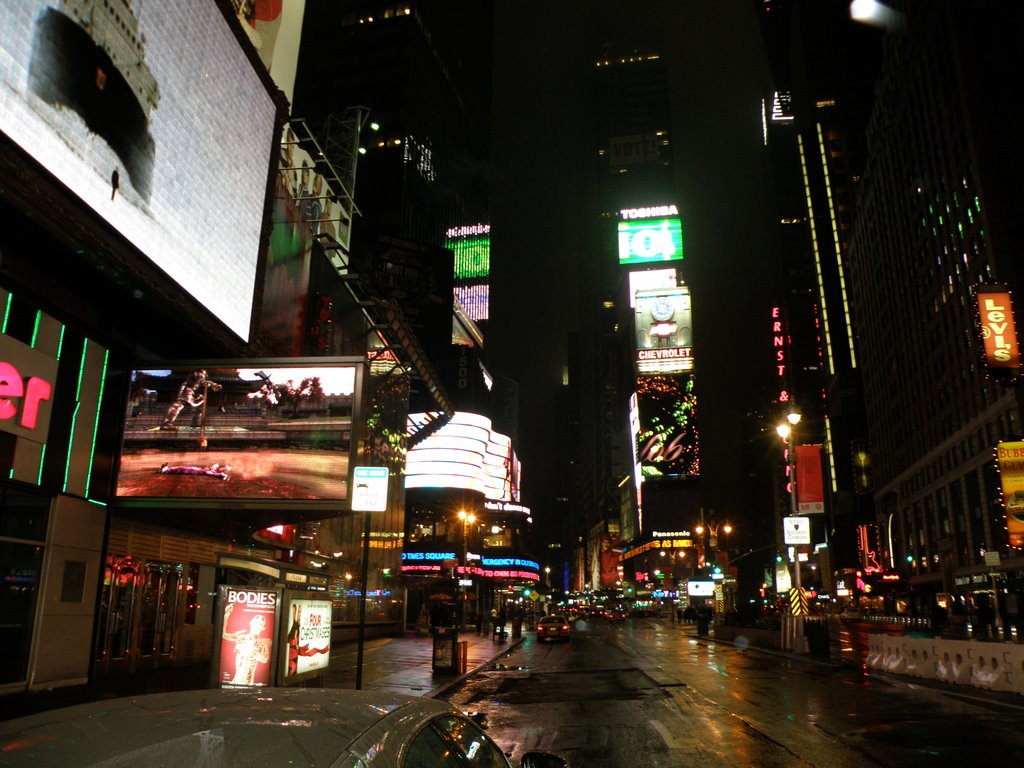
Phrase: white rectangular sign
[
  {"left": 784, "top": 516, "right": 811, "bottom": 545},
  {"left": 352, "top": 466, "right": 389, "bottom": 511}
]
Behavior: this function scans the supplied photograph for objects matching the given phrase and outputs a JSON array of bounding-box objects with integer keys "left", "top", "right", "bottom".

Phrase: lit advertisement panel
[
  {"left": 280, "top": 595, "right": 332, "bottom": 683},
  {"left": 634, "top": 286, "right": 693, "bottom": 374},
  {"left": 447, "top": 224, "right": 490, "bottom": 322},
  {"left": 635, "top": 374, "right": 699, "bottom": 480},
  {"left": 628, "top": 268, "right": 677, "bottom": 308},
  {"left": 618, "top": 217, "right": 683, "bottom": 265},
  {"left": 405, "top": 412, "right": 515, "bottom": 501},
  {"left": 973, "top": 285, "right": 1021, "bottom": 374},
  {"left": 0, "top": 1, "right": 281, "bottom": 341},
  {"left": 116, "top": 360, "right": 361, "bottom": 505},
  {"left": 217, "top": 586, "right": 278, "bottom": 689},
  {"left": 447, "top": 225, "right": 490, "bottom": 280},
  {"left": 996, "top": 441, "right": 1024, "bottom": 547}
]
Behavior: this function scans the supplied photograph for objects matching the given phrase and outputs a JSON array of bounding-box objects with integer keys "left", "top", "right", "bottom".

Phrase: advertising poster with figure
[
  {"left": 116, "top": 361, "right": 362, "bottom": 505},
  {"left": 281, "top": 595, "right": 332, "bottom": 683},
  {"left": 217, "top": 586, "right": 279, "bottom": 688},
  {"left": 997, "top": 440, "right": 1024, "bottom": 547}
]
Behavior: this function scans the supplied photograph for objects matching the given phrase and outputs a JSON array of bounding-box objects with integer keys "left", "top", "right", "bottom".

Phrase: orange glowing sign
[{"left": 976, "top": 288, "right": 1021, "bottom": 369}]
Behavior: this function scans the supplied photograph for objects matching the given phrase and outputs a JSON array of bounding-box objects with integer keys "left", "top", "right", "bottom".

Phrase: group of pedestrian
[{"left": 676, "top": 605, "right": 711, "bottom": 624}]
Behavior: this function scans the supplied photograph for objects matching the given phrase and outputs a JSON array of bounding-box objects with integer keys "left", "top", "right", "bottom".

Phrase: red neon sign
[{"left": 0, "top": 361, "right": 53, "bottom": 431}]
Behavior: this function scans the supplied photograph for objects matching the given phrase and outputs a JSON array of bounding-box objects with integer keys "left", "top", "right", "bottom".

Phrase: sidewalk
[{"left": 0, "top": 627, "right": 523, "bottom": 723}]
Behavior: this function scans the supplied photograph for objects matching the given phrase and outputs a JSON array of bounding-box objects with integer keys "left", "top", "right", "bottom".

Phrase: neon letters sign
[{"left": 0, "top": 362, "right": 52, "bottom": 431}]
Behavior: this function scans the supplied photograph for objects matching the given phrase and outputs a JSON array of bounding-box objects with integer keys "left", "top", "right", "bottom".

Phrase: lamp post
[
  {"left": 457, "top": 510, "right": 476, "bottom": 629},
  {"left": 776, "top": 412, "right": 805, "bottom": 652}
]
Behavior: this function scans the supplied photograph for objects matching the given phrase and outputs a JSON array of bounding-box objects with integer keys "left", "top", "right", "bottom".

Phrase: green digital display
[
  {"left": 618, "top": 217, "right": 684, "bottom": 265},
  {"left": 449, "top": 234, "right": 490, "bottom": 279}
]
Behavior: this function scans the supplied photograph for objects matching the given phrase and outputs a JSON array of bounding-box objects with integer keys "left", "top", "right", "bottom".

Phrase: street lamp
[
  {"left": 776, "top": 411, "right": 805, "bottom": 652},
  {"left": 457, "top": 510, "right": 476, "bottom": 629}
]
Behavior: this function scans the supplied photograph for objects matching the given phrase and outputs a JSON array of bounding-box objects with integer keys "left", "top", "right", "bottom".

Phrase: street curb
[{"left": 427, "top": 636, "right": 525, "bottom": 699}]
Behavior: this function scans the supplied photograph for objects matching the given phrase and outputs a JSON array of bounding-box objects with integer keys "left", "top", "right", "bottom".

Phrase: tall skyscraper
[
  {"left": 757, "top": 0, "right": 884, "bottom": 591},
  {"left": 848, "top": 1, "right": 1024, "bottom": 615}
]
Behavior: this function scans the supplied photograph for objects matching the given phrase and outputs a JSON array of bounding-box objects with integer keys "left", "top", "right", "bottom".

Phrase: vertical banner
[
  {"left": 795, "top": 445, "right": 825, "bottom": 514},
  {"left": 216, "top": 586, "right": 279, "bottom": 688},
  {"left": 997, "top": 441, "right": 1024, "bottom": 547},
  {"left": 974, "top": 286, "right": 1021, "bottom": 372},
  {"left": 281, "top": 595, "right": 333, "bottom": 684}
]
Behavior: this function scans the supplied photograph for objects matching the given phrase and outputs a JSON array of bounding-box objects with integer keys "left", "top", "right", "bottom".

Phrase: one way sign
[{"left": 783, "top": 516, "right": 811, "bottom": 545}]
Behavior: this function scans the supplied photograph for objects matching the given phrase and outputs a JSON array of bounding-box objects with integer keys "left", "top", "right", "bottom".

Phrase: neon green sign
[{"left": 617, "top": 217, "right": 683, "bottom": 265}]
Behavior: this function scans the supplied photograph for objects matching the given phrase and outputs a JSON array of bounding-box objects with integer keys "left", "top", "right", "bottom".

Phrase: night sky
[{"left": 487, "top": 1, "right": 781, "bottom": 534}]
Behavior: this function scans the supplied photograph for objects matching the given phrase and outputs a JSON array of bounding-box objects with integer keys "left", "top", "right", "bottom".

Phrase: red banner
[{"left": 795, "top": 445, "right": 824, "bottom": 515}]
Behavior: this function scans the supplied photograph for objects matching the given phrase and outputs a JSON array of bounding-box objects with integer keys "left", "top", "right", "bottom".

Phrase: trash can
[
  {"left": 511, "top": 617, "right": 523, "bottom": 639},
  {"left": 696, "top": 615, "right": 710, "bottom": 636},
  {"left": 805, "top": 620, "right": 830, "bottom": 658},
  {"left": 432, "top": 627, "right": 459, "bottom": 672},
  {"left": 456, "top": 640, "right": 468, "bottom": 673}
]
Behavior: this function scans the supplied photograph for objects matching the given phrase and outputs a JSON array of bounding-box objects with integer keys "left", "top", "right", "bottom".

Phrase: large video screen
[
  {"left": 0, "top": 1, "right": 280, "bottom": 341},
  {"left": 635, "top": 373, "right": 699, "bottom": 480},
  {"left": 116, "top": 360, "right": 361, "bottom": 504},
  {"left": 618, "top": 217, "right": 684, "bottom": 265}
]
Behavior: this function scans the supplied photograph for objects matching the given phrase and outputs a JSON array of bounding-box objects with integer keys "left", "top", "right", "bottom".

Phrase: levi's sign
[
  {"left": 976, "top": 287, "right": 1021, "bottom": 370},
  {"left": 0, "top": 335, "right": 58, "bottom": 439}
]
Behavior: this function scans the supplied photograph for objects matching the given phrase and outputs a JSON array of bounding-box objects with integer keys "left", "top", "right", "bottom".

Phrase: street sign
[
  {"left": 788, "top": 587, "right": 807, "bottom": 616},
  {"left": 783, "top": 516, "right": 811, "bottom": 545},
  {"left": 351, "top": 466, "right": 389, "bottom": 511}
]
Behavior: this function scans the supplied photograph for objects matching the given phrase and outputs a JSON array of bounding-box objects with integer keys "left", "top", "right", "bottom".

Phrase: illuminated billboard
[
  {"left": 0, "top": 1, "right": 282, "bottom": 341},
  {"left": 280, "top": 594, "right": 332, "bottom": 684},
  {"left": 116, "top": 359, "right": 361, "bottom": 505},
  {"left": 634, "top": 286, "right": 693, "bottom": 374},
  {"left": 974, "top": 285, "right": 1021, "bottom": 375},
  {"left": 216, "top": 586, "right": 278, "bottom": 689},
  {"left": 404, "top": 411, "right": 518, "bottom": 501},
  {"left": 628, "top": 268, "right": 677, "bottom": 308},
  {"left": 635, "top": 373, "right": 699, "bottom": 480},
  {"left": 997, "top": 441, "right": 1024, "bottom": 547},
  {"left": 447, "top": 223, "right": 490, "bottom": 322},
  {"left": 618, "top": 206, "right": 683, "bottom": 265}
]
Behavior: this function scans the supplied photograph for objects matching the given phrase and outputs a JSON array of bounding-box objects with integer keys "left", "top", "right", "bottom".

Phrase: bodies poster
[{"left": 218, "top": 587, "right": 278, "bottom": 688}]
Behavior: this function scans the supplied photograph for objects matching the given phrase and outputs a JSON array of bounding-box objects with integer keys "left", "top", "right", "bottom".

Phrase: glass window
[
  {"left": 432, "top": 715, "right": 509, "bottom": 768},
  {"left": 0, "top": 541, "right": 44, "bottom": 684},
  {"left": 404, "top": 722, "right": 463, "bottom": 768}
]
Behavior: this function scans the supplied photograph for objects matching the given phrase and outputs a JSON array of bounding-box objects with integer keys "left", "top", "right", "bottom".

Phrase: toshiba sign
[{"left": 0, "top": 336, "right": 57, "bottom": 440}]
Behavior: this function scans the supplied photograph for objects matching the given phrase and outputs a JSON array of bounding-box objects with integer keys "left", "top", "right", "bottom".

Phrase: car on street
[
  {"left": 0, "top": 687, "right": 567, "bottom": 768},
  {"left": 536, "top": 614, "right": 572, "bottom": 642}
]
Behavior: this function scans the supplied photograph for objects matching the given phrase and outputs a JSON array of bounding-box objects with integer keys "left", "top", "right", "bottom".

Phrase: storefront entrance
[{"left": 93, "top": 556, "right": 184, "bottom": 675}]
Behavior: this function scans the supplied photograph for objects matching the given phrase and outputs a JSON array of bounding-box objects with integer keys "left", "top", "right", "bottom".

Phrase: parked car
[
  {"left": 536, "top": 614, "right": 572, "bottom": 642},
  {"left": 0, "top": 687, "right": 567, "bottom": 768}
]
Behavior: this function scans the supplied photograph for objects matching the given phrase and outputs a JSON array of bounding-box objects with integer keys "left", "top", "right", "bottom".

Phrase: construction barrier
[
  {"left": 867, "top": 634, "right": 1024, "bottom": 696},
  {"left": 1007, "top": 645, "right": 1024, "bottom": 696},
  {"left": 878, "top": 635, "right": 906, "bottom": 675},
  {"left": 903, "top": 640, "right": 936, "bottom": 680},
  {"left": 970, "top": 646, "right": 1015, "bottom": 693},
  {"left": 933, "top": 640, "right": 973, "bottom": 685},
  {"left": 865, "top": 634, "right": 883, "bottom": 668}
]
